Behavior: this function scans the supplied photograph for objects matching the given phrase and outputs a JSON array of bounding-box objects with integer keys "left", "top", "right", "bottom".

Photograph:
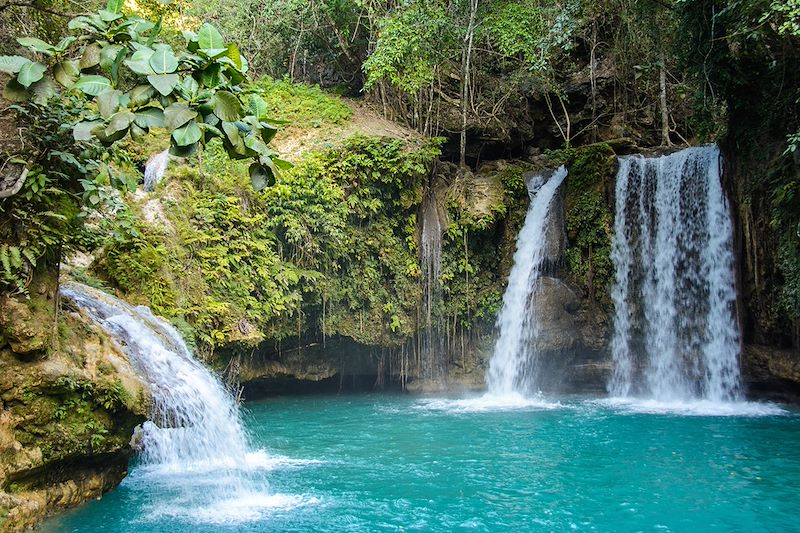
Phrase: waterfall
[
  {"left": 420, "top": 188, "right": 443, "bottom": 381},
  {"left": 60, "top": 281, "right": 249, "bottom": 469},
  {"left": 60, "top": 282, "right": 316, "bottom": 522},
  {"left": 144, "top": 149, "right": 170, "bottom": 192},
  {"left": 609, "top": 144, "right": 742, "bottom": 402},
  {"left": 486, "top": 166, "right": 568, "bottom": 396}
]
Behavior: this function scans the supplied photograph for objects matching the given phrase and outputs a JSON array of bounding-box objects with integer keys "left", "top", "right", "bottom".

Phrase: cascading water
[
  {"left": 60, "top": 282, "right": 315, "bottom": 523},
  {"left": 486, "top": 166, "right": 568, "bottom": 397},
  {"left": 144, "top": 149, "right": 170, "bottom": 192},
  {"left": 420, "top": 188, "right": 444, "bottom": 381},
  {"left": 608, "top": 144, "right": 742, "bottom": 402}
]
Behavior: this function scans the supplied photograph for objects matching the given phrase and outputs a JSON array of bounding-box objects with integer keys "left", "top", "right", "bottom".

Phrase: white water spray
[
  {"left": 609, "top": 145, "right": 742, "bottom": 402},
  {"left": 60, "top": 282, "right": 316, "bottom": 523},
  {"left": 486, "top": 166, "right": 568, "bottom": 397}
]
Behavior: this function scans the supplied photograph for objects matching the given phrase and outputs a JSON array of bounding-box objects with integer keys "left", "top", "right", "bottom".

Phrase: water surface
[{"left": 40, "top": 394, "right": 800, "bottom": 532}]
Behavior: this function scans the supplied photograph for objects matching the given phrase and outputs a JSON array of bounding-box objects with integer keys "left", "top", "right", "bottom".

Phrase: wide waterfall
[
  {"left": 608, "top": 144, "right": 742, "bottom": 402},
  {"left": 60, "top": 282, "right": 312, "bottom": 522},
  {"left": 486, "top": 166, "right": 568, "bottom": 397}
]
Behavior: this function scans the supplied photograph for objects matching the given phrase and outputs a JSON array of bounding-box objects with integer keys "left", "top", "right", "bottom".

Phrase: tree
[{"left": 0, "top": 0, "right": 288, "bottom": 293}]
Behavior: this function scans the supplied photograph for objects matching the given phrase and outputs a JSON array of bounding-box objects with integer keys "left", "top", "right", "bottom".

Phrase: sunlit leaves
[
  {"left": 0, "top": 56, "right": 30, "bottom": 74},
  {"left": 16, "top": 61, "right": 46, "bottom": 88},
  {"left": 73, "top": 75, "right": 112, "bottom": 95}
]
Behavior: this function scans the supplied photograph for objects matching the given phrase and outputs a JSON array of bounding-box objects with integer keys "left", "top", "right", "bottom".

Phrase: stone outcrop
[
  {"left": 0, "top": 274, "right": 148, "bottom": 532},
  {"left": 741, "top": 344, "right": 800, "bottom": 401}
]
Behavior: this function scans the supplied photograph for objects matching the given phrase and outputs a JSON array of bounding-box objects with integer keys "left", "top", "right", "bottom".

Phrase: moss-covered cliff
[{"left": 0, "top": 272, "right": 147, "bottom": 531}]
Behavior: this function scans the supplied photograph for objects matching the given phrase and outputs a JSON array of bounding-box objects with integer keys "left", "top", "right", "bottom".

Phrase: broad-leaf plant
[{"left": 0, "top": 0, "right": 287, "bottom": 191}]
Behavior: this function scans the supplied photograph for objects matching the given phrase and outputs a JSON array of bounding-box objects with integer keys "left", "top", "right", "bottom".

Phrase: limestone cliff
[{"left": 0, "top": 273, "right": 147, "bottom": 531}]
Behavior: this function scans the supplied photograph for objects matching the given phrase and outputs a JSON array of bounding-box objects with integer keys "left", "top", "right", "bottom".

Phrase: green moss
[
  {"left": 547, "top": 143, "right": 617, "bottom": 303},
  {"left": 251, "top": 77, "right": 353, "bottom": 128}
]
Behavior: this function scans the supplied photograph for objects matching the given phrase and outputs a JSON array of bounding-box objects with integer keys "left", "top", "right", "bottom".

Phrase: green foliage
[
  {"left": 547, "top": 143, "right": 616, "bottom": 301},
  {"left": 483, "top": 0, "right": 580, "bottom": 73},
  {"left": 252, "top": 77, "right": 352, "bottom": 127},
  {"left": 95, "top": 134, "right": 442, "bottom": 349},
  {"left": 2, "top": 1, "right": 286, "bottom": 187},
  {"left": 363, "top": 1, "right": 456, "bottom": 94}
]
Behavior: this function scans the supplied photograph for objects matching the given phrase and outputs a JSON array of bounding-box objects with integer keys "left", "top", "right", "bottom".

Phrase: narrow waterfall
[
  {"left": 420, "top": 188, "right": 444, "bottom": 380},
  {"left": 144, "top": 149, "right": 170, "bottom": 192},
  {"left": 609, "top": 145, "right": 742, "bottom": 402},
  {"left": 60, "top": 281, "right": 248, "bottom": 469},
  {"left": 486, "top": 166, "right": 568, "bottom": 396}
]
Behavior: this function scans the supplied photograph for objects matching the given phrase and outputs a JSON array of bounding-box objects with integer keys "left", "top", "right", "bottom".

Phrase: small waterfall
[
  {"left": 486, "top": 166, "right": 568, "bottom": 396},
  {"left": 609, "top": 144, "right": 742, "bottom": 402},
  {"left": 420, "top": 188, "right": 443, "bottom": 381},
  {"left": 60, "top": 282, "right": 316, "bottom": 522},
  {"left": 60, "top": 281, "right": 248, "bottom": 469},
  {"left": 144, "top": 149, "right": 170, "bottom": 192}
]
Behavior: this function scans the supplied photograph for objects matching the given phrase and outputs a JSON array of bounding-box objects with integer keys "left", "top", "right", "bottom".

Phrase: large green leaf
[
  {"left": 249, "top": 162, "right": 275, "bottom": 191},
  {"left": 16, "top": 62, "right": 46, "bottom": 88},
  {"left": 259, "top": 121, "right": 278, "bottom": 144},
  {"left": 124, "top": 48, "right": 155, "bottom": 75},
  {"left": 80, "top": 43, "right": 102, "bottom": 69},
  {"left": 134, "top": 107, "right": 165, "bottom": 129},
  {"left": 17, "top": 37, "right": 55, "bottom": 56},
  {"left": 73, "top": 120, "right": 103, "bottom": 141},
  {"left": 53, "top": 60, "right": 80, "bottom": 87},
  {"left": 172, "top": 121, "right": 202, "bottom": 146},
  {"left": 149, "top": 44, "right": 178, "bottom": 74},
  {"left": 106, "top": 0, "right": 123, "bottom": 14},
  {"left": 197, "top": 23, "right": 224, "bottom": 50},
  {"left": 0, "top": 56, "right": 30, "bottom": 75},
  {"left": 221, "top": 121, "right": 246, "bottom": 155},
  {"left": 225, "top": 43, "right": 242, "bottom": 69},
  {"left": 97, "top": 88, "right": 122, "bottom": 118},
  {"left": 54, "top": 36, "right": 77, "bottom": 53},
  {"left": 201, "top": 64, "right": 221, "bottom": 88},
  {"left": 98, "top": 9, "right": 123, "bottom": 22},
  {"left": 73, "top": 75, "right": 112, "bottom": 96},
  {"left": 249, "top": 94, "right": 269, "bottom": 119},
  {"left": 127, "top": 84, "right": 156, "bottom": 106},
  {"left": 147, "top": 73, "right": 179, "bottom": 96},
  {"left": 212, "top": 90, "right": 243, "bottom": 121},
  {"left": 105, "top": 110, "right": 135, "bottom": 135},
  {"left": 243, "top": 133, "right": 271, "bottom": 156},
  {"left": 100, "top": 44, "right": 125, "bottom": 72},
  {"left": 3, "top": 79, "right": 29, "bottom": 102},
  {"left": 178, "top": 76, "right": 199, "bottom": 99},
  {"left": 31, "top": 78, "right": 55, "bottom": 105},
  {"left": 163, "top": 103, "right": 197, "bottom": 131},
  {"left": 130, "top": 123, "right": 147, "bottom": 141},
  {"left": 169, "top": 142, "right": 197, "bottom": 157}
]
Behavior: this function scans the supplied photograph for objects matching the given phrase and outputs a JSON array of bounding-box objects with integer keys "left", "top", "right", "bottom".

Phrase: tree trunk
[
  {"left": 659, "top": 55, "right": 672, "bottom": 147},
  {"left": 459, "top": 0, "right": 478, "bottom": 169}
]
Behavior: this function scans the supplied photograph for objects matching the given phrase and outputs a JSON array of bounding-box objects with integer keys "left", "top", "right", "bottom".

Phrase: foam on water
[
  {"left": 594, "top": 397, "right": 786, "bottom": 417},
  {"left": 416, "top": 393, "right": 563, "bottom": 413},
  {"left": 143, "top": 493, "right": 319, "bottom": 525},
  {"left": 60, "top": 282, "right": 318, "bottom": 525}
]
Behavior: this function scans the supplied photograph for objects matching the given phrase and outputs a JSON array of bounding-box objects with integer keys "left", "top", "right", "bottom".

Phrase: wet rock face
[
  {"left": 741, "top": 345, "right": 800, "bottom": 402},
  {"left": 530, "top": 277, "right": 579, "bottom": 353},
  {"left": 0, "top": 279, "right": 148, "bottom": 532}
]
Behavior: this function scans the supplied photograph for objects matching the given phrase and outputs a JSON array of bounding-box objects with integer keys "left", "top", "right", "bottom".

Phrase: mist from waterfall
[
  {"left": 486, "top": 166, "right": 568, "bottom": 397},
  {"left": 608, "top": 144, "right": 742, "bottom": 402}
]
